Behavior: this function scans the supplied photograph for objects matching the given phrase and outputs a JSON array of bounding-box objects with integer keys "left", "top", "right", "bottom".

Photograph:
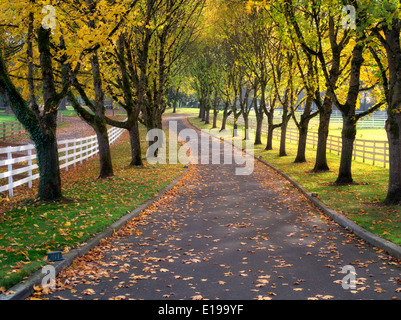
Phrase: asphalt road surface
[{"left": 36, "top": 115, "right": 401, "bottom": 301}]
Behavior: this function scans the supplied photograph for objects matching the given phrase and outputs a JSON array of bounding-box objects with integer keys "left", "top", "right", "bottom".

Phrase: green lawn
[
  {"left": 0, "top": 112, "right": 18, "bottom": 123},
  {"left": 0, "top": 107, "right": 78, "bottom": 123},
  {"left": 189, "top": 115, "right": 401, "bottom": 249},
  {"left": 327, "top": 127, "right": 388, "bottom": 141},
  {"left": 0, "top": 125, "right": 185, "bottom": 292}
]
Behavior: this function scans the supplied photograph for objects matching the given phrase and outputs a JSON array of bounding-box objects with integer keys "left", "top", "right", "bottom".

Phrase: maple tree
[
  {"left": 138, "top": 0, "right": 205, "bottom": 132},
  {"left": 284, "top": 0, "right": 390, "bottom": 185},
  {"left": 0, "top": 1, "right": 71, "bottom": 201},
  {"left": 232, "top": 6, "right": 274, "bottom": 145},
  {"left": 0, "top": 0, "right": 204, "bottom": 199},
  {"left": 2, "top": 0, "right": 401, "bottom": 207},
  {"left": 0, "top": 0, "right": 138, "bottom": 198},
  {"left": 368, "top": 0, "right": 401, "bottom": 204}
]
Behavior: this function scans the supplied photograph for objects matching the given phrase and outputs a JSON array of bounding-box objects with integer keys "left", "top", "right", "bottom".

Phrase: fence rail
[
  {"left": 0, "top": 125, "right": 124, "bottom": 197},
  {"left": 317, "top": 115, "right": 387, "bottom": 129},
  {"left": 265, "top": 111, "right": 386, "bottom": 129},
  {"left": 227, "top": 115, "right": 389, "bottom": 169}
]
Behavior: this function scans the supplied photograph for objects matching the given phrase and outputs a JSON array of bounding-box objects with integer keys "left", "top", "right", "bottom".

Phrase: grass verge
[
  {"left": 0, "top": 124, "right": 185, "bottom": 292},
  {"left": 189, "top": 115, "right": 401, "bottom": 248}
]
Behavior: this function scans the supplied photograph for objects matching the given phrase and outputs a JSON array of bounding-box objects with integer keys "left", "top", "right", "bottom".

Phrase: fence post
[
  {"left": 80, "top": 139, "right": 83, "bottom": 164},
  {"left": 65, "top": 142, "right": 69, "bottom": 171},
  {"left": 74, "top": 140, "right": 77, "bottom": 167},
  {"left": 373, "top": 141, "right": 376, "bottom": 166},
  {"left": 7, "top": 150, "right": 13, "bottom": 198},
  {"left": 3, "top": 123, "right": 5, "bottom": 140},
  {"left": 28, "top": 148, "right": 32, "bottom": 188}
]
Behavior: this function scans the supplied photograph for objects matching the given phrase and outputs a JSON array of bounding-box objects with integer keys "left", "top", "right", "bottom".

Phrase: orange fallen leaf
[{"left": 82, "top": 288, "right": 95, "bottom": 295}]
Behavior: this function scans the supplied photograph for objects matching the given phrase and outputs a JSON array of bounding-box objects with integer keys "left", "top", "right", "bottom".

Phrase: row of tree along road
[
  {"left": 2, "top": 0, "right": 401, "bottom": 207},
  {"left": 183, "top": 0, "right": 401, "bottom": 205},
  {"left": 0, "top": 0, "right": 204, "bottom": 201}
]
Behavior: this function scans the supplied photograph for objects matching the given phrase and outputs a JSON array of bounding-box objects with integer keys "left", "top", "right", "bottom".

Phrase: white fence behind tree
[
  {"left": 0, "top": 126, "right": 124, "bottom": 198},
  {"left": 227, "top": 115, "right": 390, "bottom": 169},
  {"left": 0, "top": 114, "right": 64, "bottom": 141},
  {"left": 250, "top": 111, "right": 386, "bottom": 129}
]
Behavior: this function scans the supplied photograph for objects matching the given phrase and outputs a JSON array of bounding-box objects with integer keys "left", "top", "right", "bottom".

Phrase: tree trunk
[
  {"left": 379, "top": 19, "right": 401, "bottom": 204},
  {"left": 264, "top": 94, "right": 277, "bottom": 151},
  {"left": 205, "top": 106, "right": 210, "bottom": 124},
  {"left": 200, "top": 97, "right": 206, "bottom": 121},
  {"left": 294, "top": 91, "right": 315, "bottom": 163},
  {"left": 221, "top": 113, "right": 227, "bottom": 131},
  {"left": 294, "top": 116, "right": 310, "bottom": 163},
  {"left": 173, "top": 87, "right": 179, "bottom": 114},
  {"left": 212, "top": 109, "right": 218, "bottom": 129},
  {"left": 335, "top": 114, "right": 356, "bottom": 185},
  {"left": 255, "top": 115, "right": 263, "bottom": 145},
  {"left": 198, "top": 98, "right": 204, "bottom": 119},
  {"left": 279, "top": 117, "right": 288, "bottom": 157},
  {"left": 266, "top": 125, "right": 274, "bottom": 151},
  {"left": 129, "top": 121, "right": 143, "bottom": 166},
  {"left": 221, "top": 101, "right": 230, "bottom": 131},
  {"left": 385, "top": 114, "right": 401, "bottom": 204},
  {"left": 243, "top": 114, "right": 249, "bottom": 140},
  {"left": 36, "top": 27, "right": 63, "bottom": 200},
  {"left": 35, "top": 129, "right": 62, "bottom": 200},
  {"left": 91, "top": 50, "right": 114, "bottom": 179},
  {"left": 313, "top": 97, "right": 332, "bottom": 172},
  {"left": 279, "top": 91, "right": 290, "bottom": 157},
  {"left": 95, "top": 124, "right": 114, "bottom": 178},
  {"left": 266, "top": 111, "right": 274, "bottom": 151},
  {"left": 212, "top": 92, "right": 219, "bottom": 129}
]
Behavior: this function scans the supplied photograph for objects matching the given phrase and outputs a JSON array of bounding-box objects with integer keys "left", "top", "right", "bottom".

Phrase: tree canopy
[{"left": 1, "top": 0, "right": 401, "bottom": 204}]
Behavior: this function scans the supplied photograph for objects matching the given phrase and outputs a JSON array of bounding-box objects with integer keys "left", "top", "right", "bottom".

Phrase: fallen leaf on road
[{"left": 82, "top": 288, "right": 95, "bottom": 295}]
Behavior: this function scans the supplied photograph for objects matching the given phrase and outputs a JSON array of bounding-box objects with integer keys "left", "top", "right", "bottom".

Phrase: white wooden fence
[
  {"left": 228, "top": 115, "right": 390, "bottom": 169},
  {"left": 0, "top": 114, "right": 64, "bottom": 141},
  {"left": 0, "top": 126, "right": 124, "bottom": 197}
]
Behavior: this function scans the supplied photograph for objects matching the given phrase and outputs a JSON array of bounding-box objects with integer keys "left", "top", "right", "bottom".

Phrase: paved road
[{"left": 39, "top": 115, "right": 401, "bottom": 300}]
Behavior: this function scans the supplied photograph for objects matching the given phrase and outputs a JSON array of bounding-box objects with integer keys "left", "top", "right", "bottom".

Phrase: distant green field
[
  {"left": 0, "top": 112, "right": 18, "bottom": 123},
  {"left": 327, "top": 127, "right": 388, "bottom": 141},
  {"left": 0, "top": 107, "right": 77, "bottom": 123}
]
